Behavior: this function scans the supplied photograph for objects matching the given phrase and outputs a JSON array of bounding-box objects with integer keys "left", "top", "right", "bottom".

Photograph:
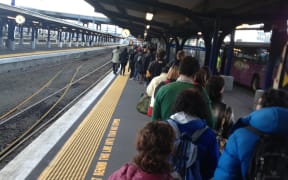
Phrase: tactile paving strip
[{"left": 38, "top": 74, "right": 128, "bottom": 179}]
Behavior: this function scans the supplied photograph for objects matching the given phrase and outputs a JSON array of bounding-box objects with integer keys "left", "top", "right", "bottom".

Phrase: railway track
[{"left": 0, "top": 51, "right": 114, "bottom": 168}]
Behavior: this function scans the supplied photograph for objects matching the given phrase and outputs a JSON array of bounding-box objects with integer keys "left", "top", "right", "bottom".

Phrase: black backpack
[{"left": 246, "top": 126, "right": 288, "bottom": 180}]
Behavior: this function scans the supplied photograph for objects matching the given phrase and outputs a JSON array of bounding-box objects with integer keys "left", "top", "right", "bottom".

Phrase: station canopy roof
[
  {"left": 85, "top": 0, "right": 288, "bottom": 39},
  {"left": 0, "top": 3, "right": 114, "bottom": 37}
]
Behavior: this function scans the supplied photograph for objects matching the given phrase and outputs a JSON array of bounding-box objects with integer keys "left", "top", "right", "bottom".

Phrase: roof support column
[
  {"left": 64, "top": 32, "right": 68, "bottom": 47},
  {"left": 58, "top": 30, "right": 63, "bottom": 48},
  {"left": 203, "top": 32, "right": 212, "bottom": 67},
  {"left": 18, "top": 26, "right": 23, "bottom": 46},
  {"left": 56, "top": 30, "right": 59, "bottom": 45},
  {"left": 99, "top": 35, "right": 102, "bottom": 46},
  {"left": 224, "top": 31, "right": 235, "bottom": 75},
  {"left": 208, "top": 18, "right": 227, "bottom": 74},
  {"left": 180, "top": 37, "right": 188, "bottom": 50},
  {"left": 68, "top": 32, "right": 72, "bottom": 47},
  {"left": 96, "top": 35, "right": 99, "bottom": 46},
  {"left": 195, "top": 37, "right": 201, "bottom": 63},
  {"left": 95, "top": 35, "right": 98, "bottom": 46},
  {"left": 86, "top": 34, "right": 90, "bottom": 46},
  {"left": 173, "top": 36, "right": 180, "bottom": 52},
  {"left": 105, "top": 35, "right": 107, "bottom": 46},
  {"left": 47, "top": 28, "right": 51, "bottom": 48},
  {"left": 264, "top": 21, "right": 288, "bottom": 89},
  {"left": 162, "top": 35, "right": 172, "bottom": 62},
  {"left": 209, "top": 19, "right": 221, "bottom": 74},
  {"left": 0, "top": 20, "right": 3, "bottom": 49},
  {"left": 76, "top": 32, "right": 79, "bottom": 47},
  {"left": 31, "top": 26, "right": 36, "bottom": 49},
  {"left": 81, "top": 33, "right": 85, "bottom": 47},
  {"left": 35, "top": 28, "right": 38, "bottom": 48},
  {"left": 91, "top": 35, "right": 95, "bottom": 46},
  {"left": 90, "top": 34, "right": 93, "bottom": 46},
  {"left": 71, "top": 32, "right": 75, "bottom": 47},
  {"left": 7, "top": 20, "right": 15, "bottom": 50}
]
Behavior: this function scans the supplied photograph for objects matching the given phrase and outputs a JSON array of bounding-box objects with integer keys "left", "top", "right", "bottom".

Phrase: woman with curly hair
[{"left": 108, "top": 121, "right": 175, "bottom": 180}]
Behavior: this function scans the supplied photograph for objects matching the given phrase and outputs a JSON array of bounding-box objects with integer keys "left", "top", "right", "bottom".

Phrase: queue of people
[{"left": 109, "top": 46, "right": 288, "bottom": 180}]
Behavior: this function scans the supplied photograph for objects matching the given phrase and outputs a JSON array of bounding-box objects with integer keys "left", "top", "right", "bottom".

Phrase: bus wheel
[{"left": 251, "top": 75, "right": 260, "bottom": 91}]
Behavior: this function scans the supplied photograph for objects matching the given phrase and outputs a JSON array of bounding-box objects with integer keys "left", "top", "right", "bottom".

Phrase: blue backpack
[{"left": 167, "top": 119, "right": 208, "bottom": 180}]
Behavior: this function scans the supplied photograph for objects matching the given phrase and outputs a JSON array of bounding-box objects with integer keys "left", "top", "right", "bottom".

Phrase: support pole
[{"left": 224, "top": 31, "right": 235, "bottom": 75}]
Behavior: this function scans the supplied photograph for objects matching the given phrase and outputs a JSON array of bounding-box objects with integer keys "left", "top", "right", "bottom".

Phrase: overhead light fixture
[
  {"left": 236, "top": 23, "right": 264, "bottom": 29},
  {"left": 145, "top": 12, "right": 153, "bottom": 21},
  {"left": 197, "top": 32, "right": 202, "bottom": 36},
  {"left": 146, "top": 25, "right": 150, "bottom": 29},
  {"left": 32, "top": 21, "right": 39, "bottom": 24},
  {"left": 236, "top": 24, "right": 249, "bottom": 29}
]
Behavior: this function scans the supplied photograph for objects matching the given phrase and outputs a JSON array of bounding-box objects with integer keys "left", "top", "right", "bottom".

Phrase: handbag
[{"left": 136, "top": 93, "right": 151, "bottom": 114}]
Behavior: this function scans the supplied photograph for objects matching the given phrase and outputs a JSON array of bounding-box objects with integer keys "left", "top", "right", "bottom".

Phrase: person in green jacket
[{"left": 152, "top": 56, "right": 215, "bottom": 128}]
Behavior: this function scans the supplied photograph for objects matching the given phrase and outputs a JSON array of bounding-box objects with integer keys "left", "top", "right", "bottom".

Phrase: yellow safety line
[
  {"left": 0, "top": 47, "right": 99, "bottom": 59},
  {"left": 38, "top": 74, "right": 128, "bottom": 180}
]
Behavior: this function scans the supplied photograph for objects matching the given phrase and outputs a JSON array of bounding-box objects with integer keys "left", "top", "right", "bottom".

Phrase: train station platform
[
  {"left": 0, "top": 44, "right": 118, "bottom": 74},
  {"left": 0, "top": 66, "right": 255, "bottom": 179}
]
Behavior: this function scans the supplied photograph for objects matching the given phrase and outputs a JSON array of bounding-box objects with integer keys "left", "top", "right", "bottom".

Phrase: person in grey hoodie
[{"left": 111, "top": 46, "right": 121, "bottom": 74}]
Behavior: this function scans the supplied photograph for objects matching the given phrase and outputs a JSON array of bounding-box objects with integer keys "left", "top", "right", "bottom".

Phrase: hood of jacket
[
  {"left": 170, "top": 111, "right": 199, "bottom": 124},
  {"left": 169, "top": 112, "right": 208, "bottom": 133},
  {"left": 240, "top": 107, "right": 288, "bottom": 134}
]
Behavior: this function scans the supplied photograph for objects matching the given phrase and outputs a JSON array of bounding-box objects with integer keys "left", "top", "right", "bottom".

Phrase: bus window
[
  {"left": 257, "top": 48, "right": 269, "bottom": 64},
  {"left": 228, "top": 42, "right": 271, "bottom": 90}
]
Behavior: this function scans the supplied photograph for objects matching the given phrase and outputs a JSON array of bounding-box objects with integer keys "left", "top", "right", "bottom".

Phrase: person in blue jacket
[
  {"left": 168, "top": 88, "right": 220, "bottom": 180},
  {"left": 214, "top": 88, "right": 288, "bottom": 180}
]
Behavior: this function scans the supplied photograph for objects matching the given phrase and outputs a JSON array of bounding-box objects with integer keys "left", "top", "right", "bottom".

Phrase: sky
[{"left": 0, "top": 0, "right": 106, "bottom": 17}]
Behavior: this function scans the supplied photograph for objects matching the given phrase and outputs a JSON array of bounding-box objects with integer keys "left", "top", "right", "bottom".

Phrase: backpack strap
[
  {"left": 191, "top": 126, "right": 209, "bottom": 142},
  {"left": 167, "top": 119, "right": 180, "bottom": 139},
  {"left": 167, "top": 119, "right": 208, "bottom": 141}
]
